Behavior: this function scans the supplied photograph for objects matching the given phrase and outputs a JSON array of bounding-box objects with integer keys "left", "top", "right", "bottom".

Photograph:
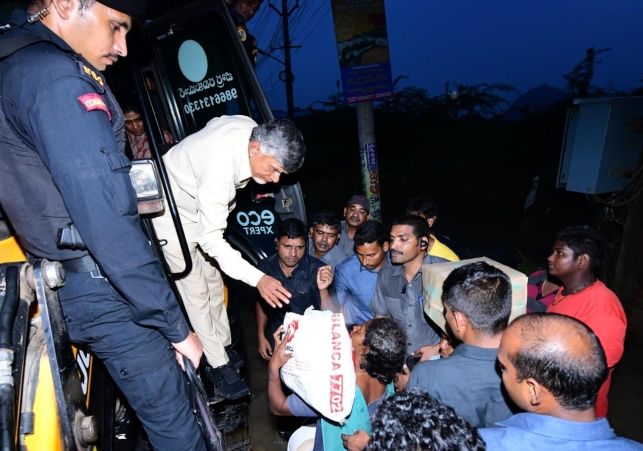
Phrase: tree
[
  {"left": 436, "top": 82, "right": 518, "bottom": 118},
  {"left": 374, "top": 75, "right": 437, "bottom": 115},
  {"left": 376, "top": 85, "right": 435, "bottom": 115},
  {"left": 308, "top": 92, "right": 345, "bottom": 111},
  {"left": 631, "top": 74, "right": 643, "bottom": 96},
  {"left": 562, "top": 47, "right": 611, "bottom": 98}
]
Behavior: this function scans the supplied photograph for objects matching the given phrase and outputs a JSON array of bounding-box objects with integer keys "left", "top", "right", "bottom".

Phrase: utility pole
[
  {"left": 269, "top": 0, "right": 299, "bottom": 119},
  {"left": 357, "top": 101, "right": 382, "bottom": 221},
  {"left": 329, "top": 0, "right": 392, "bottom": 222}
]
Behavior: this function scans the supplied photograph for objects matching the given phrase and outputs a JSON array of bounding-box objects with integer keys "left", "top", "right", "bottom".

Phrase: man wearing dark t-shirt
[{"left": 255, "top": 218, "right": 335, "bottom": 359}]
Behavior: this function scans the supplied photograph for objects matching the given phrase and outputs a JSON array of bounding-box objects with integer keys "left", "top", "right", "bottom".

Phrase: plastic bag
[{"left": 280, "top": 307, "right": 356, "bottom": 423}]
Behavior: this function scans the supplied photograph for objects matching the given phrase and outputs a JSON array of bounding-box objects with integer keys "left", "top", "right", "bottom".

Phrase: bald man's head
[{"left": 501, "top": 313, "right": 608, "bottom": 412}]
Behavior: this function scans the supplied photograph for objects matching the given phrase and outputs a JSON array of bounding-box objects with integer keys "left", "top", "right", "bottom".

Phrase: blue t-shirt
[
  {"left": 334, "top": 254, "right": 381, "bottom": 325},
  {"left": 480, "top": 413, "right": 643, "bottom": 451}
]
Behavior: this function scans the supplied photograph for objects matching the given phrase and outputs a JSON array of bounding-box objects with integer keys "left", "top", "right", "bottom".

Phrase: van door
[{"left": 129, "top": 0, "right": 306, "bottom": 265}]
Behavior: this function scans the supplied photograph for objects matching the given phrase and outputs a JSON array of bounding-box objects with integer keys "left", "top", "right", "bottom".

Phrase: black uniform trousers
[{"left": 58, "top": 272, "right": 207, "bottom": 451}]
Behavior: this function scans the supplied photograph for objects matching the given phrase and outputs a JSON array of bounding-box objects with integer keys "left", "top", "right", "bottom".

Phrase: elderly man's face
[
  {"left": 248, "top": 141, "right": 286, "bottom": 184},
  {"left": 497, "top": 327, "right": 532, "bottom": 412}
]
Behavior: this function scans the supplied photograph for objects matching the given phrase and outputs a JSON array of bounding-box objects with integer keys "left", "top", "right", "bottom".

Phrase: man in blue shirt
[
  {"left": 256, "top": 218, "right": 334, "bottom": 359},
  {"left": 307, "top": 210, "right": 347, "bottom": 270},
  {"left": 480, "top": 313, "right": 643, "bottom": 451},
  {"left": 334, "top": 220, "right": 388, "bottom": 328}
]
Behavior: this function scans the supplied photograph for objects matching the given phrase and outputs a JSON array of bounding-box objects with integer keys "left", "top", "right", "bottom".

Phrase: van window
[{"left": 152, "top": 10, "right": 261, "bottom": 135}]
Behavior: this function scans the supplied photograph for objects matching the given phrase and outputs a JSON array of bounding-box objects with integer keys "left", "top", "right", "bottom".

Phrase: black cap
[
  {"left": 346, "top": 195, "right": 370, "bottom": 212},
  {"left": 97, "top": 0, "right": 146, "bottom": 16}
]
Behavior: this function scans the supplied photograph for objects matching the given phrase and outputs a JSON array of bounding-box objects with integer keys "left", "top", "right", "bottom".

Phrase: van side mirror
[{"left": 129, "top": 159, "right": 165, "bottom": 215}]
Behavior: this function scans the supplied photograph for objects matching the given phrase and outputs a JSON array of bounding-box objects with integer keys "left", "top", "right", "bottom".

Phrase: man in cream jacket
[{"left": 153, "top": 115, "right": 305, "bottom": 398}]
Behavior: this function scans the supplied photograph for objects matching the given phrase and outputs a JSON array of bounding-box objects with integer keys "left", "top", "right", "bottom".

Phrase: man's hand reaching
[
  {"left": 257, "top": 274, "right": 292, "bottom": 308},
  {"left": 415, "top": 344, "right": 440, "bottom": 362}
]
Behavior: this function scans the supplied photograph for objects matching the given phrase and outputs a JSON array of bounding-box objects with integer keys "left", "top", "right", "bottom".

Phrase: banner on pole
[
  {"left": 360, "top": 142, "right": 382, "bottom": 221},
  {"left": 330, "top": 0, "right": 393, "bottom": 104}
]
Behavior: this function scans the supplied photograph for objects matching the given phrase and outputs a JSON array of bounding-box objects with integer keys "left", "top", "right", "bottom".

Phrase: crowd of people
[
  {"left": 0, "top": 1, "right": 637, "bottom": 450},
  {"left": 258, "top": 196, "right": 636, "bottom": 451}
]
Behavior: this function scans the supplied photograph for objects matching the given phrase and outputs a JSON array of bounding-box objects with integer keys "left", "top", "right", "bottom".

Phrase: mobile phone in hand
[{"left": 405, "top": 353, "right": 422, "bottom": 371}]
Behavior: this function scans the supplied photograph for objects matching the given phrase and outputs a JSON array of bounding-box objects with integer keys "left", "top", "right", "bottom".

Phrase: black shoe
[
  {"left": 207, "top": 363, "right": 250, "bottom": 400},
  {"left": 225, "top": 346, "right": 244, "bottom": 371}
]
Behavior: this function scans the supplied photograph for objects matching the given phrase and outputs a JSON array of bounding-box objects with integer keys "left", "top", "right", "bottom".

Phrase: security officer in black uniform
[
  {"left": 228, "top": 0, "right": 262, "bottom": 67},
  {"left": 0, "top": 1, "right": 206, "bottom": 450}
]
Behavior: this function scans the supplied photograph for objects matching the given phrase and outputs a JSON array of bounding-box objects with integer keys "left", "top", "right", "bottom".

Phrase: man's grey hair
[
  {"left": 250, "top": 118, "right": 305, "bottom": 173},
  {"left": 78, "top": 0, "right": 97, "bottom": 11}
]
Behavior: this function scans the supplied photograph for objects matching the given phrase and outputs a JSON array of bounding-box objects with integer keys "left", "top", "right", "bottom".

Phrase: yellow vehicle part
[
  {"left": 72, "top": 345, "right": 94, "bottom": 407},
  {"left": 23, "top": 346, "right": 64, "bottom": 451},
  {"left": 0, "top": 236, "right": 26, "bottom": 264}
]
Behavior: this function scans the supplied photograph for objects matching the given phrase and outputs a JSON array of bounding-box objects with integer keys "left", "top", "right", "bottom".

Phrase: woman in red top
[{"left": 545, "top": 225, "right": 627, "bottom": 418}]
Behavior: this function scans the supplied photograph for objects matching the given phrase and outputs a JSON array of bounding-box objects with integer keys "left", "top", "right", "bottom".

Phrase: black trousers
[{"left": 58, "top": 272, "right": 207, "bottom": 451}]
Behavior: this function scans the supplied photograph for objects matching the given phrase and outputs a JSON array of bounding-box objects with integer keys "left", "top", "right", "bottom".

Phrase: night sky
[{"left": 251, "top": 0, "right": 643, "bottom": 111}]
